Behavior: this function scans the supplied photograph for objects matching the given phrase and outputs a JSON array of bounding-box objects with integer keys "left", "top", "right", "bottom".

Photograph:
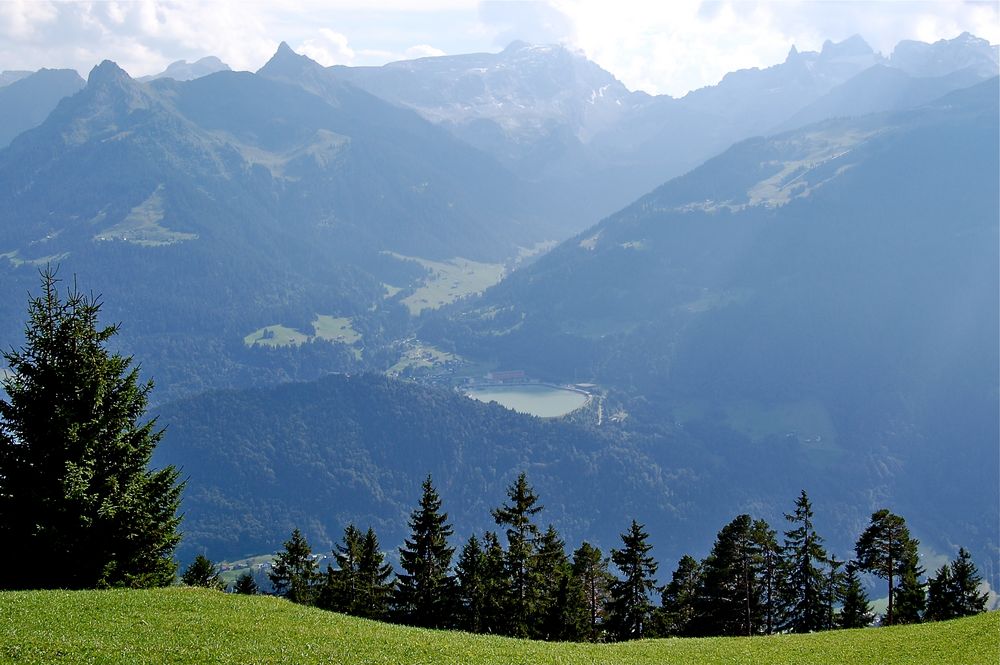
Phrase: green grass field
[
  {"left": 385, "top": 253, "right": 505, "bottom": 315},
  {"left": 1, "top": 589, "right": 995, "bottom": 664}
]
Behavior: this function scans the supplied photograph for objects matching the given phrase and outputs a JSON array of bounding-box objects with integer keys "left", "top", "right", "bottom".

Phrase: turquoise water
[{"left": 465, "top": 384, "right": 589, "bottom": 418}]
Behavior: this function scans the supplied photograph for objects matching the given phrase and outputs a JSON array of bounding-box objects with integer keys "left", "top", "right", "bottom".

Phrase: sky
[{"left": 0, "top": 1, "right": 997, "bottom": 97}]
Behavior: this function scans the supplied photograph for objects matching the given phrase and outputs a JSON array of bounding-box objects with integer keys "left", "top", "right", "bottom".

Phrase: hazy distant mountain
[
  {"left": 0, "top": 70, "right": 32, "bottom": 87},
  {"left": 775, "top": 64, "right": 988, "bottom": 131},
  {"left": 0, "top": 68, "right": 85, "bottom": 147},
  {"left": 0, "top": 51, "right": 545, "bottom": 400},
  {"left": 138, "top": 56, "right": 231, "bottom": 82},
  {"left": 332, "top": 41, "right": 641, "bottom": 172},
  {"left": 433, "top": 80, "right": 999, "bottom": 565},
  {"left": 890, "top": 31, "right": 999, "bottom": 78},
  {"left": 330, "top": 34, "right": 995, "bottom": 229}
]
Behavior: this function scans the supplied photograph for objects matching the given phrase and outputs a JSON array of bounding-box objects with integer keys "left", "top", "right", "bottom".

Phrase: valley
[{"left": 0, "top": 19, "right": 997, "bottom": 648}]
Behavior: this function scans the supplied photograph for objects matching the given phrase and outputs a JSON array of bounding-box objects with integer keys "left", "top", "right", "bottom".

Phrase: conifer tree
[
  {"left": 269, "top": 528, "right": 318, "bottom": 605},
  {"left": 926, "top": 548, "right": 987, "bottom": 621},
  {"left": 532, "top": 524, "right": 572, "bottom": 640},
  {"left": 893, "top": 552, "right": 926, "bottom": 624},
  {"left": 837, "top": 563, "right": 873, "bottom": 628},
  {"left": 607, "top": 520, "right": 658, "bottom": 641},
  {"left": 181, "top": 554, "right": 225, "bottom": 590},
  {"left": 753, "top": 519, "right": 782, "bottom": 635},
  {"left": 233, "top": 572, "right": 260, "bottom": 595},
  {"left": 948, "top": 548, "right": 989, "bottom": 617},
  {"left": 0, "top": 268, "right": 182, "bottom": 589},
  {"left": 394, "top": 476, "right": 457, "bottom": 628},
  {"left": 925, "top": 563, "right": 957, "bottom": 621},
  {"left": 822, "top": 556, "right": 845, "bottom": 630},
  {"left": 854, "top": 509, "right": 919, "bottom": 625},
  {"left": 357, "top": 526, "right": 394, "bottom": 620},
  {"left": 480, "top": 531, "right": 510, "bottom": 634},
  {"left": 324, "top": 523, "right": 365, "bottom": 613},
  {"left": 455, "top": 534, "right": 486, "bottom": 632},
  {"left": 491, "top": 472, "right": 543, "bottom": 637},
  {"left": 781, "top": 490, "right": 827, "bottom": 633},
  {"left": 697, "top": 514, "right": 771, "bottom": 636},
  {"left": 659, "top": 554, "right": 703, "bottom": 637},
  {"left": 571, "top": 541, "right": 613, "bottom": 641}
]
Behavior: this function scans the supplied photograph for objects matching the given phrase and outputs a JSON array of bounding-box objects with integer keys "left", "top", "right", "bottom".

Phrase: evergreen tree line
[{"left": 186, "top": 478, "right": 990, "bottom": 641}]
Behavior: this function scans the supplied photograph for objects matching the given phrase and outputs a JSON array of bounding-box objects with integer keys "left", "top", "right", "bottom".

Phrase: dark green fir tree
[
  {"left": 571, "top": 541, "right": 613, "bottom": 641},
  {"left": 607, "top": 519, "right": 658, "bottom": 641},
  {"left": 532, "top": 524, "right": 572, "bottom": 640},
  {"left": 659, "top": 554, "right": 703, "bottom": 637},
  {"left": 269, "top": 528, "right": 318, "bottom": 605},
  {"left": 0, "top": 267, "right": 182, "bottom": 589},
  {"left": 781, "top": 490, "right": 827, "bottom": 633},
  {"left": 233, "top": 572, "right": 260, "bottom": 595},
  {"left": 181, "top": 554, "right": 225, "bottom": 590},
  {"left": 491, "top": 472, "right": 543, "bottom": 637},
  {"left": 455, "top": 534, "right": 487, "bottom": 633},
  {"left": 357, "top": 527, "right": 394, "bottom": 620},
  {"left": 394, "top": 475, "right": 457, "bottom": 628},
  {"left": 949, "top": 548, "right": 989, "bottom": 618},
  {"left": 837, "top": 563, "right": 873, "bottom": 628},
  {"left": 854, "top": 510, "right": 920, "bottom": 625}
]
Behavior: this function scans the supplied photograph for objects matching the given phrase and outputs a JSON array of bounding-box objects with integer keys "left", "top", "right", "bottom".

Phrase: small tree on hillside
[
  {"left": 926, "top": 548, "right": 988, "bottom": 621},
  {"left": 0, "top": 267, "right": 182, "bottom": 589},
  {"left": 572, "top": 541, "right": 613, "bottom": 641},
  {"left": 837, "top": 563, "right": 873, "bottom": 628},
  {"left": 233, "top": 572, "right": 260, "bottom": 595},
  {"left": 492, "top": 472, "right": 543, "bottom": 637},
  {"left": 269, "top": 528, "right": 318, "bottom": 605},
  {"left": 181, "top": 554, "right": 225, "bottom": 590},
  {"left": 854, "top": 509, "right": 919, "bottom": 625},
  {"left": 659, "top": 554, "right": 702, "bottom": 636},
  {"left": 394, "top": 475, "right": 457, "bottom": 628},
  {"left": 781, "top": 490, "right": 828, "bottom": 633},
  {"left": 607, "top": 520, "right": 658, "bottom": 641}
]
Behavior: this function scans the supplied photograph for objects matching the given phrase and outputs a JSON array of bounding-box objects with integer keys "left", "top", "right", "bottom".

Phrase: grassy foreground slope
[{"left": 1, "top": 589, "right": 997, "bottom": 665}]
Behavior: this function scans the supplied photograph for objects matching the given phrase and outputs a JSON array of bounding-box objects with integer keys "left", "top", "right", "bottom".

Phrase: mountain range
[{"left": 0, "top": 33, "right": 997, "bottom": 586}]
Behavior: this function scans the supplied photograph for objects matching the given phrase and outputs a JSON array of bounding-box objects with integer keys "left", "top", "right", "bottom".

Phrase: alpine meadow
[{"left": 0, "top": 3, "right": 997, "bottom": 663}]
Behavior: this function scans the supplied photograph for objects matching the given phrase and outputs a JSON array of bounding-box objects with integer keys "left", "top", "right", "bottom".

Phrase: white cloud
[
  {"left": 549, "top": 0, "right": 1000, "bottom": 96},
  {"left": 0, "top": 0, "right": 994, "bottom": 94},
  {"left": 298, "top": 29, "right": 356, "bottom": 67},
  {"left": 405, "top": 44, "right": 447, "bottom": 59}
]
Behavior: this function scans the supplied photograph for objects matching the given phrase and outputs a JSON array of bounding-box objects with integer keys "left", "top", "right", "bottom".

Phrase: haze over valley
[{"left": 0, "top": 4, "right": 997, "bottom": 640}]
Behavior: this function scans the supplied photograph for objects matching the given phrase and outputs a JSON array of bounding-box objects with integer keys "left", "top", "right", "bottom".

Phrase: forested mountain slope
[{"left": 428, "top": 79, "right": 1000, "bottom": 571}]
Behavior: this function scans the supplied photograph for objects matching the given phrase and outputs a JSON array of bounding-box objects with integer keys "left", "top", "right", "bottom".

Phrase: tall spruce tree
[
  {"left": 837, "top": 563, "right": 873, "bottom": 628},
  {"left": 822, "top": 556, "right": 845, "bottom": 631},
  {"left": 697, "top": 514, "right": 771, "bottom": 636},
  {"left": 269, "top": 528, "right": 318, "bottom": 605},
  {"left": 321, "top": 523, "right": 365, "bottom": 613},
  {"left": 893, "top": 551, "right": 926, "bottom": 624},
  {"left": 532, "top": 524, "right": 572, "bottom": 640},
  {"left": 781, "top": 490, "right": 828, "bottom": 633},
  {"left": 0, "top": 268, "right": 182, "bottom": 589},
  {"left": 480, "top": 531, "right": 511, "bottom": 634},
  {"left": 659, "top": 555, "right": 703, "bottom": 637},
  {"left": 754, "top": 519, "right": 783, "bottom": 635},
  {"left": 394, "top": 475, "right": 457, "bottom": 628},
  {"left": 357, "top": 527, "right": 394, "bottom": 620},
  {"left": 949, "top": 548, "right": 989, "bottom": 617},
  {"left": 607, "top": 520, "right": 658, "bottom": 641},
  {"left": 491, "top": 472, "right": 543, "bottom": 637},
  {"left": 455, "top": 534, "right": 487, "bottom": 632},
  {"left": 571, "top": 541, "right": 613, "bottom": 641},
  {"left": 854, "top": 509, "right": 920, "bottom": 625}
]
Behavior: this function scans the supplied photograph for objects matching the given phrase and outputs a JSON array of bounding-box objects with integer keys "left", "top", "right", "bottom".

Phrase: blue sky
[{"left": 1, "top": 1, "right": 997, "bottom": 96}]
